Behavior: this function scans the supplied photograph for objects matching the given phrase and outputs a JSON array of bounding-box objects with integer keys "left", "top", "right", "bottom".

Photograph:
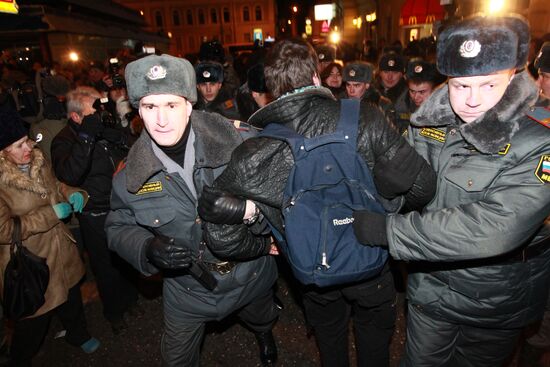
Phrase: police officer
[
  {"left": 194, "top": 61, "right": 241, "bottom": 121},
  {"left": 353, "top": 14, "right": 550, "bottom": 366},
  {"left": 375, "top": 52, "right": 407, "bottom": 103},
  {"left": 315, "top": 44, "right": 337, "bottom": 73},
  {"left": 534, "top": 41, "right": 550, "bottom": 104},
  {"left": 105, "top": 54, "right": 279, "bottom": 367},
  {"left": 342, "top": 61, "right": 393, "bottom": 115},
  {"left": 393, "top": 59, "right": 439, "bottom": 133}
]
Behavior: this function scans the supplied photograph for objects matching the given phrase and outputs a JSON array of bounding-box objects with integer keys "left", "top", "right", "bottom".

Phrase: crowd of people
[{"left": 0, "top": 12, "right": 549, "bottom": 367}]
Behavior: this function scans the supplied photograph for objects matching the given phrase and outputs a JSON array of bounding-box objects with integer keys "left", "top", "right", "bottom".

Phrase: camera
[
  {"left": 109, "top": 58, "right": 125, "bottom": 89},
  {"left": 92, "top": 97, "right": 117, "bottom": 127}
]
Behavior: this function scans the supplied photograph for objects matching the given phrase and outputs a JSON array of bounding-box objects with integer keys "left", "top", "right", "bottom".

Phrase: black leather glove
[
  {"left": 80, "top": 113, "right": 104, "bottom": 139},
  {"left": 352, "top": 210, "right": 388, "bottom": 247},
  {"left": 101, "top": 127, "right": 124, "bottom": 144},
  {"left": 198, "top": 186, "right": 246, "bottom": 224},
  {"left": 145, "top": 235, "right": 194, "bottom": 270},
  {"left": 373, "top": 146, "right": 425, "bottom": 199}
]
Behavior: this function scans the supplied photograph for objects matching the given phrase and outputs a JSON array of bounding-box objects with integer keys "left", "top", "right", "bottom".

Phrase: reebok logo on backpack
[{"left": 259, "top": 99, "right": 388, "bottom": 287}]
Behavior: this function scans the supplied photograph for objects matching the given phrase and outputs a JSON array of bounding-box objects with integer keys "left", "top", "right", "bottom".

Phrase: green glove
[
  {"left": 69, "top": 192, "right": 85, "bottom": 213},
  {"left": 52, "top": 202, "right": 73, "bottom": 219}
]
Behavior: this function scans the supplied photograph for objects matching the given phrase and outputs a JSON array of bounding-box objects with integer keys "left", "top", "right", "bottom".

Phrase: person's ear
[
  {"left": 186, "top": 100, "right": 193, "bottom": 118},
  {"left": 70, "top": 111, "right": 81, "bottom": 123},
  {"left": 313, "top": 73, "right": 321, "bottom": 87}
]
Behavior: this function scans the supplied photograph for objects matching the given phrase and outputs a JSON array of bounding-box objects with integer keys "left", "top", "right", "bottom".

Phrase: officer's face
[
  {"left": 197, "top": 82, "right": 222, "bottom": 102},
  {"left": 448, "top": 69, "right": 515, "bottom": 123},
  {"left": 139, "top": 94, "right": 192, "bottom": 147},
  {"left": 346, "top": 81, "right": 369, "bottom": 99},
  {"left": 380, "top": 70, "right": 403, "bottom": 89},
  {"left": 408, "top": 81, "right": 434, "bottom": 107}
]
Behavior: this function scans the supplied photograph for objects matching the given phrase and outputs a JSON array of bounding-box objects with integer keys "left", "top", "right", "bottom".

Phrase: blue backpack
[{"left": 259, "top": 99, "right": 388, "bottom": 287}]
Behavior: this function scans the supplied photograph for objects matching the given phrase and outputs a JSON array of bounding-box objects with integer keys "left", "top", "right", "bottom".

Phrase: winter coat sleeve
[
  {"left": 104, "top": 173, "right": 159, "bottom": 276},
  {"left": 51, "top": 127, "right": 96, "bottom": 187},
  {"left": 387, "top": 150, "right": 550, "bottom": 262}
]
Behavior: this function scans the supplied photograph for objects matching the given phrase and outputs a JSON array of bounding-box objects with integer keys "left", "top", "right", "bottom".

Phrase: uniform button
[
  {"left": 449, "top": 129, "right": 456, "bottom": 135},
  {"left": 195, "top": 217, "right": 201, "bottom": 224},
  {"left": 153, "top": 219, "right": 160, "bottom": 224},
  {"left": 467, "top": 179, "right": 473, "bottom": 187},
  {"left": 377, "top": 284, "right": 382, "bottom": 289},
  {"left": 165, "top": 175, "right": 171, "bottom": 180}
]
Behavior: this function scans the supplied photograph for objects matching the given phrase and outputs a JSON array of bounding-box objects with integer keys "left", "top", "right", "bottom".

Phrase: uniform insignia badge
[
  {"left": 419, "top": 128, "right": 446, "bottom": 143},
  {"left": 136, "top": 181, "right": 163, "bottom": 195},
  {"left": 498, "top": 144, "right": 511, "bottom": 155},
  {"left": 402, "top": 129, "right": 408, "bottom": 137},
  {"left": 349, "top": 69, "right": 356, "bottom": 77},
  {"left": 147, "top": 65, "right": 167, "bottom": 80},
  {"left": 526, "top": 106, "right": 550, "bottom": 128},
  {"left": 534, "top": 155, "right": 550, "bottom": 183},
  {"left": 319, "top": 53, "right": 325, "bottom": 60},
  {"left": 414, "top": 65, "right": 423, "bottom": 73},
  {"left": 388, "top": 60, "right": 395, "bottom": 67},
  {"left": 203, "top": 71, "right": 211, "bottom": 78},
  {"left": 459, "top": 40, "right": 481, "bottom": 58}
]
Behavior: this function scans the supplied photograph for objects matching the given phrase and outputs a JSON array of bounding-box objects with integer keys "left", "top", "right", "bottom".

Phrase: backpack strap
[{"left": 336, "top": 99, "right": 361, "bottom": 150}]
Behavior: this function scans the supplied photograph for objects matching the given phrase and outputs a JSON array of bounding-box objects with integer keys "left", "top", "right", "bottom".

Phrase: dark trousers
[
  {"left": 77, "top": 212, "right": 138, "bottom": 321},
  {"left": 9, "top": 284, "right": 90, "bottom": 367},
  {"left": 401, "top": 303, "right": 521, "bottom": 367},
  {"left": 303, "top": 269, "right": 396, "bottom": 367}
]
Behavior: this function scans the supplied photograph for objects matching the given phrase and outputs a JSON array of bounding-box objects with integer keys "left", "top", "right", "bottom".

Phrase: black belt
[
  {"left": 202, "top": 261, "right": 236, "bottom": 275},
  {"left": 503, "top": 238, "right": 550, "bottom": 264}
]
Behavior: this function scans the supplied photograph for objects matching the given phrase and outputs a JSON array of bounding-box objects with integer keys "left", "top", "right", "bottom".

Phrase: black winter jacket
[
  {"left": 51, "top": 120, "right": 128, "bottom": 212},
  {"left": 205, "top": 86, "right": 436, "bottom": 258}
]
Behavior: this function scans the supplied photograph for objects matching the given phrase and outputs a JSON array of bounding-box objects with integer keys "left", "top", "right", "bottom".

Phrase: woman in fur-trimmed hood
[
  {"left": 351, "top": 13, "right": 550, "bottom": 367},
  {"left": 0, "top": 110, "right": 99, "bottom": 365}
]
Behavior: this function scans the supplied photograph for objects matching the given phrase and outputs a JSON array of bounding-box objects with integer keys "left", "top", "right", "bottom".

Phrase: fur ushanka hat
[
  {"left": 534, "top": 41, "right": 550, "bottom": 73},
  {"left": 436, "top": 14, "right": 530, "bottom": 77},
  {"left": 342, "top": 62, "right": 373, "bottom": 83},
  {"left": 125, "top": 54, "right": 197, "bottom": 108}
]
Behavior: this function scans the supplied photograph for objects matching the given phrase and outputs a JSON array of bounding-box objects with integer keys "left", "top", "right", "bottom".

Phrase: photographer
[{"left": 51, "top": 86, "right": 139, "bottom": 335}]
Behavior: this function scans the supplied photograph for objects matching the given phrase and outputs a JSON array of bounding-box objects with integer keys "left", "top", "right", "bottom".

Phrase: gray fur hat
[
  {"left": 437, "top": 14, "right": 530, "bottom": 77},
  {"left": 125, "top": 54, "right": 197, "bottom": 108},
  {"left": 534, "top": 41, "right": 550, "bottom": 73},
  {"left": 342, "top": 62, "right": 373, "bottom": 83},
  {"left": 195, "top": 62, "right": 224, "bottom": 84}
]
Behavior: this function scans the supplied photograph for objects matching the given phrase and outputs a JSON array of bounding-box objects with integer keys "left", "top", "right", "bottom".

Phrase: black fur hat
[
  {"left": 437, "top": 14, "right": 530, "bottom": 77},
  {"left": 315, "top": 45, "right": 336, "bottom": 63},
  {"left": 534, "top": 41, "right": 550, "bottom": 73},
  {"left": 195, "top": 62, "right": 224, "bottom": 84},
  {"left": 0, "top": 110, "right": 28, "bottom": 151},
  {"left": 406, "top": 59, "right": 437, "bottom": 82},
  {"left": 378, "top": 52, "right": 404, "bottom": 72},
  {"left": 247, "top": 63, "right": 267, "bottom": 93}
]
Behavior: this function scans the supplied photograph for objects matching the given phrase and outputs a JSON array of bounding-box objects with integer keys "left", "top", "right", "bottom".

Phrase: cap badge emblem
[
  {"left": 414, "top": 65, "right": 423, "bottom": 73},
  {"left": 203, "top": 71, "right": 211, "bottom": 78},
  {"left": 349, "top": 70, "right": 356, "bottom": 77},
  {"left": 388, "top": 60, "right": 395, "bottom": 67},
  {"left": 147, "top": 65, "right": 167, "bottom": 80},
  {"left": 459, "top": 40, "right": 481, "bottom": 58},
  {"left": 319, "top": 53, "right": 325, "bottom": 60}
]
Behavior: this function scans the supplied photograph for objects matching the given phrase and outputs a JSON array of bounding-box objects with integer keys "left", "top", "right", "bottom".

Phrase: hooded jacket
[
  {"left": 387, "top": 71, "right": 550, "bottom": 328},
  {"left": 0, "top": 149, "right": 86, "bottom": 318}
]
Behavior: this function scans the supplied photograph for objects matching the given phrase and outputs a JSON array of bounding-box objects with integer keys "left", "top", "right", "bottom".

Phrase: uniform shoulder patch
[
  {"left": 419, "top": 127, "right": 446, "bottom": 143},
  {"left": 113, "top": 159, "right": 127, "bottom": 176},
  {"left": 224, "top": 99, "right": 234, "bottom": 109},
  {"left": 535, "top": 155, "right": 550, "bottom": 183},
  {"left": 136, "top": 181, "right": 163, "bottom": 195},
  {"left": 527, "top": 107, "right": 550, "bottom": 128}
]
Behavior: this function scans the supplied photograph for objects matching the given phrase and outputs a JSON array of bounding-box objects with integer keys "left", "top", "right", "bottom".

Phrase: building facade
[{"left": 114, "top": 0, "right": 277, "bottom": 57}]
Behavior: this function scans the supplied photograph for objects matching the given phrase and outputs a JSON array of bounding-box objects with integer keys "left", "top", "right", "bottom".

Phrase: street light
[
  {"left": 329, "top": 31, "right": 341, "bottom": 44},
  {"left": 487, "top": 0, "right": 505, "bottom": 13},
  {"left": 292, "top": 6, "right": 298, "bottom": 13},
  {"left": 69, "top": 51, "right": 79, "bottom": 62}
]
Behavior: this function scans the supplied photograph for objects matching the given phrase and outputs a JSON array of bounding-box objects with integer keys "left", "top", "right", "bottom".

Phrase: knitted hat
[
  {"left": 195, "top": 62, "right": 224, "bottom": 84},
  {"left": 125, "top": 54, "right": 197, "bottom": 108},
  {"left": 534, "top": 41, "right": 550, "bottom": 73},
  {"left": 436, "top": 14, "right": 530, "bottom": 77},
  {"left": 0, "top": 110, "right": 28, "bottom": 151},
  {"left": 342, "top": 62, "right": 373, "bottom": 83},
  {"left": 247, "top": 63, "right": 267, "bottom": 93}
]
